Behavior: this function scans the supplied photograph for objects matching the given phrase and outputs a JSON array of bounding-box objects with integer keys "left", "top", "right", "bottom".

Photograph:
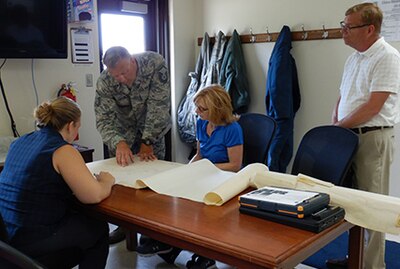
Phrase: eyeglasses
[
  {"left": 195, "top": 105, "right": 208, "bottom": 113},
  {"left": 340, "top": 21, "right": 370, "bottom": 32}
]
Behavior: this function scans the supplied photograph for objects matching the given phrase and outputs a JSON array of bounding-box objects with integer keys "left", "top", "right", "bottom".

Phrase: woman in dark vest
[{"left": 0, "top": 97, "right": 115, "bottom": 269}]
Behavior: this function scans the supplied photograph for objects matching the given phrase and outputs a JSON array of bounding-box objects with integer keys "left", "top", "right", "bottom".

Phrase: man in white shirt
[{"left": 330, "top": 3, "right": 400, "bottom": 269}]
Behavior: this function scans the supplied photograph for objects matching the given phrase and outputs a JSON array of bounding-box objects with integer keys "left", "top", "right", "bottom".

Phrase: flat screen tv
[{"left": 0, "top": 0, "right": 68, "bottom": 59}]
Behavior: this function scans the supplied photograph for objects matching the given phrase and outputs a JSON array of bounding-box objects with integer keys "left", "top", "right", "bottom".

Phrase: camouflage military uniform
[{"left": 95, "top": 51, "right": 171, "bottom": 159}]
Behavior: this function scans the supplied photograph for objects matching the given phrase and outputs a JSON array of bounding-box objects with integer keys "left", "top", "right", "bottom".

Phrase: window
[
  {"left": 99, "top": 13, "right": 145, "bottom": 69},
  {"left": 97, "top": 0, "right": 165, "bottom": 70}
]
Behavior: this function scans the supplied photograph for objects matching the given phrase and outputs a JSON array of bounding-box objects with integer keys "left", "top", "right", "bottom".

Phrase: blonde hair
[
  {"left": 346, "top": 3, "right": 382, "bottom": 34},
  {"left": 34, "top": 97, "right": 81, "bottom": 131},
  {"left": 194, "top": 84, "right": 236, "bottom": 125}
]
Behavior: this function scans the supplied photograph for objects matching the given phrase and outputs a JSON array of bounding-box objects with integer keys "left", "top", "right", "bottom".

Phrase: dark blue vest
[{"left": 0, "top": 127, "right": 71, "bottom": 244}]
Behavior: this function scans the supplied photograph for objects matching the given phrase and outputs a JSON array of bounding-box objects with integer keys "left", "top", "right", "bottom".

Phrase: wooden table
[{"left": 80, "top": 185, "right": 364, "bottom": 269}]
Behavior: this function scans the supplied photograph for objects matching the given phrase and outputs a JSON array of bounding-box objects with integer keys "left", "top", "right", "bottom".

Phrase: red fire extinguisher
[
  {"left": 57, "top": 82, "right": 79, "bottom": 140},
  {"left": 57, "top": 82, "right": 77, "bottom": 101}
]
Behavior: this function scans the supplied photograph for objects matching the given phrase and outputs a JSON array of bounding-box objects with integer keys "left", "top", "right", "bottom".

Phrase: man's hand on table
[{"left": 116, "top": 140, "right": 135, "bottom": 167}]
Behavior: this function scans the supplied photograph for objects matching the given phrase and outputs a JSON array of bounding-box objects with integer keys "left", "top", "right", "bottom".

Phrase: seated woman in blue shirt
[
  {"left": 190, "top": 84, "right": 243, "bottom": 172},
  {"left": 188, "top": 84, "right": 243, "bottom": 268},
  {"left": 137, "top": 85, "right": 243, "bottom": 268},
  {"left": 0, "top": 97, "right": 115, "bottom": 269}
]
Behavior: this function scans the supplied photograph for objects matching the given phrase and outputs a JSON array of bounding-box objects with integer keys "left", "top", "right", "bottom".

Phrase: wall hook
[
  {"left": 266, "top": 27, "right": 272, "bottom": 42},
  {"left": 301, "top": 24, "right": 308, "bottom": 40},
  {"left": 322, "top": 24, "right": 329, "bottom": 39},
  {"left": 250, "top": 28, "right": 257, "bottom": 43}
]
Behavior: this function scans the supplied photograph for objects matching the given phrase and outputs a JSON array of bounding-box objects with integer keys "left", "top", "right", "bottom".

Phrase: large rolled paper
[
  {"left": 136, "top": 159, "right": 269, "bottom": 205},
  {"left": 203, "top": 163, "right": 269, "bottom": 205},
  {"left": 251, "top": 170, "right": 299, "bottom": 189}
]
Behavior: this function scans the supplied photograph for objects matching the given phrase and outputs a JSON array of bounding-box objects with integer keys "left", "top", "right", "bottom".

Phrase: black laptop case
[
  {"left": 239, "top": 186, "right": 330, "bottom": 218},
  {"left": 239, "top": 205, "right": 345, "bottom": 233}
]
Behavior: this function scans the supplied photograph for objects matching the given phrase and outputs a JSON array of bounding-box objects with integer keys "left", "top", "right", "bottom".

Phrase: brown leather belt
[{"left": 350, "top": 126, "right": 393, "bottom": 134}]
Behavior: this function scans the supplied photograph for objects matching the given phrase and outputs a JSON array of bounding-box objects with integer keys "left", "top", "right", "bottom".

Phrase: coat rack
[{"left": 197, "top": 26, "right": 342, "bottom": 46}]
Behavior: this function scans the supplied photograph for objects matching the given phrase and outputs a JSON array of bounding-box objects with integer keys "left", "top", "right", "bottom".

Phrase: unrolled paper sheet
[
  {"left": 86, "top": 157, "right": 182, "bottom": 188},
  {"left": 87, "top": 158, "right": 269, "bottom": 205}
]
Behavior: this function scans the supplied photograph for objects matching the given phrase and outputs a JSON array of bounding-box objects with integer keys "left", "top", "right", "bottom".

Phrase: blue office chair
[
  {"left": 238, "top": 113, "right": 276, "bottom": 166},
  {"left": 293, "top": 126, "right": 359, "bottom": 269},
  {"left": 291, "top": 125, "right": 359, "bottom": 186}
]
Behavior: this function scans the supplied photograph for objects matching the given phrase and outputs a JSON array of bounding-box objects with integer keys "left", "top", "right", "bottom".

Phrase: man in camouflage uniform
[
  {"left": 95, "top": 46, "right": 171, "bottom": 165},
  {"left": 95, "top": 46, "right": 171, "bottom": 246}
]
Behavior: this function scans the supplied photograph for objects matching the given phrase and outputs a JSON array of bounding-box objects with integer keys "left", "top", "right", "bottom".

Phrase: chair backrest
[
  {"left": 0, "top": 213, "right": 46, "bottom": 269},
  {"left": 0, "top": 212, "right": 81, "bottom": 268},
  {"left": 238, "top": 113, "right": 276, "bottom": 166},
  {"left": 0, "top": 212, "right": 8, "bottom": 242},
  {"left": 291, "top": 125, "right": 359, "bottom": 186},
  {"left": 0, "top": 240, "right": 47, "bottom": 269}
]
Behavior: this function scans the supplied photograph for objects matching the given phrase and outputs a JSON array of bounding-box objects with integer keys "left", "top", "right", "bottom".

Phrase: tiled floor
[
  {"left": 104, "top": 239, "right": 315, "bottom": 269},
  {"left": 102, "top": 225, "right": 315, "bottom": 269},
  {"left": 104, "top": 232, "right": 400, "bottom": 269},
  {"left": 76, "top": 225, "right": 400, "bottom": 269},
  {"left": 106, "top": 241, "right": 231, "bottom": 269}
]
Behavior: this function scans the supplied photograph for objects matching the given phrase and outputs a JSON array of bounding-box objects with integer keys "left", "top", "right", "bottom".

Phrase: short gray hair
[
  {"left": 103, "top": 46, "right": 131, "bottom": 68},
  {"left": 346, "top": 3, "right": 382, "bottom": 34}
]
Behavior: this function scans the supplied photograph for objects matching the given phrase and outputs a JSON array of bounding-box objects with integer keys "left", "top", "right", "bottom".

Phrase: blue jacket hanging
[{"left": 265, "top": 25, "right": 300, "bottom": 172}]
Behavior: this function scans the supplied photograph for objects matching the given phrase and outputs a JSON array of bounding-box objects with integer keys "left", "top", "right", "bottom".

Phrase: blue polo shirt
[{"left": 196, "top": 119, "right": 243, "bottom": 164}]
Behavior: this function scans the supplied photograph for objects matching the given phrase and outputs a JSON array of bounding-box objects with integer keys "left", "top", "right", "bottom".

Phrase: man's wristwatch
[{"left": 141, "top": 139, "right": 152, "bottom": 146}]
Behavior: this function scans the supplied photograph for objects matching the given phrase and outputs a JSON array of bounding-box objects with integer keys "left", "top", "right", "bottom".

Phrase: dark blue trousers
[{"left": 13, "top": 212, "right": 109, "bottom": 269}]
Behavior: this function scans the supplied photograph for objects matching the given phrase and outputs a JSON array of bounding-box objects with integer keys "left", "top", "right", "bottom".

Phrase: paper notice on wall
[
  {"left": 71, "top": 28, "right": 94, "bottom": 64},
  {"left": 373, "top": 0, "right": 400, "bottom": 41}
]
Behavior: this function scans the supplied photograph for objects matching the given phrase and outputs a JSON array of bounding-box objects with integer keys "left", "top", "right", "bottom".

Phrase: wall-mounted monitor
[{"left": 0, "top": 0, "right": 68, "bottom": 59}]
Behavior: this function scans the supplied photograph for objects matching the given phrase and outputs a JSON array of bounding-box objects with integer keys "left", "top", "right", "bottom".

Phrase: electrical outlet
[{"left": 85, "top": 74, "right": 93, "bottom": 87}]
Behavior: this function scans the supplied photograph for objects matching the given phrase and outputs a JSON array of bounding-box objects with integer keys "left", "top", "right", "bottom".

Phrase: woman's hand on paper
[{"left": 95, "top": 171, "right": 115, "bottom": 185}]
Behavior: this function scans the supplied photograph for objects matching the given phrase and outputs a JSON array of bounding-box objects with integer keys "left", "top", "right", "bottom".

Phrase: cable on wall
[
  {"left": 31, "top": 59, "right": 39, "bottom": 107},
  {"left": 0, "top": 59, "right": 20, "bottom": 137}
]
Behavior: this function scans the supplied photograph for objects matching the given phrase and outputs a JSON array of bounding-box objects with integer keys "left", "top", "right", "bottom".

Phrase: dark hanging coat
[
  {"left": 265, "top": 25, "right": 300, "bottom": 172},
  {"left": 219, "top": 30, "right": 250, "bottom": 114}
]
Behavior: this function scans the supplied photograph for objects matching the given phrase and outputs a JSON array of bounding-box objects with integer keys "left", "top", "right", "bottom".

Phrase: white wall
[
  {"left": 197, "top": 0, "right": 358, "bottom": 144},
  {"left": 171, "top": 0, "right": 400, "bottom": 197},
  {"left": 169, "top": 0, "right": 360, "bottom": 165},
  {"left": 1, "top": 0, "right": 400, "bottom": 197},
  {"left": 0, "top": 6, "right": 104, "bottom": 161},
  {"left": 169, "top": 0, "right": 198, "bottom": 163}
]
